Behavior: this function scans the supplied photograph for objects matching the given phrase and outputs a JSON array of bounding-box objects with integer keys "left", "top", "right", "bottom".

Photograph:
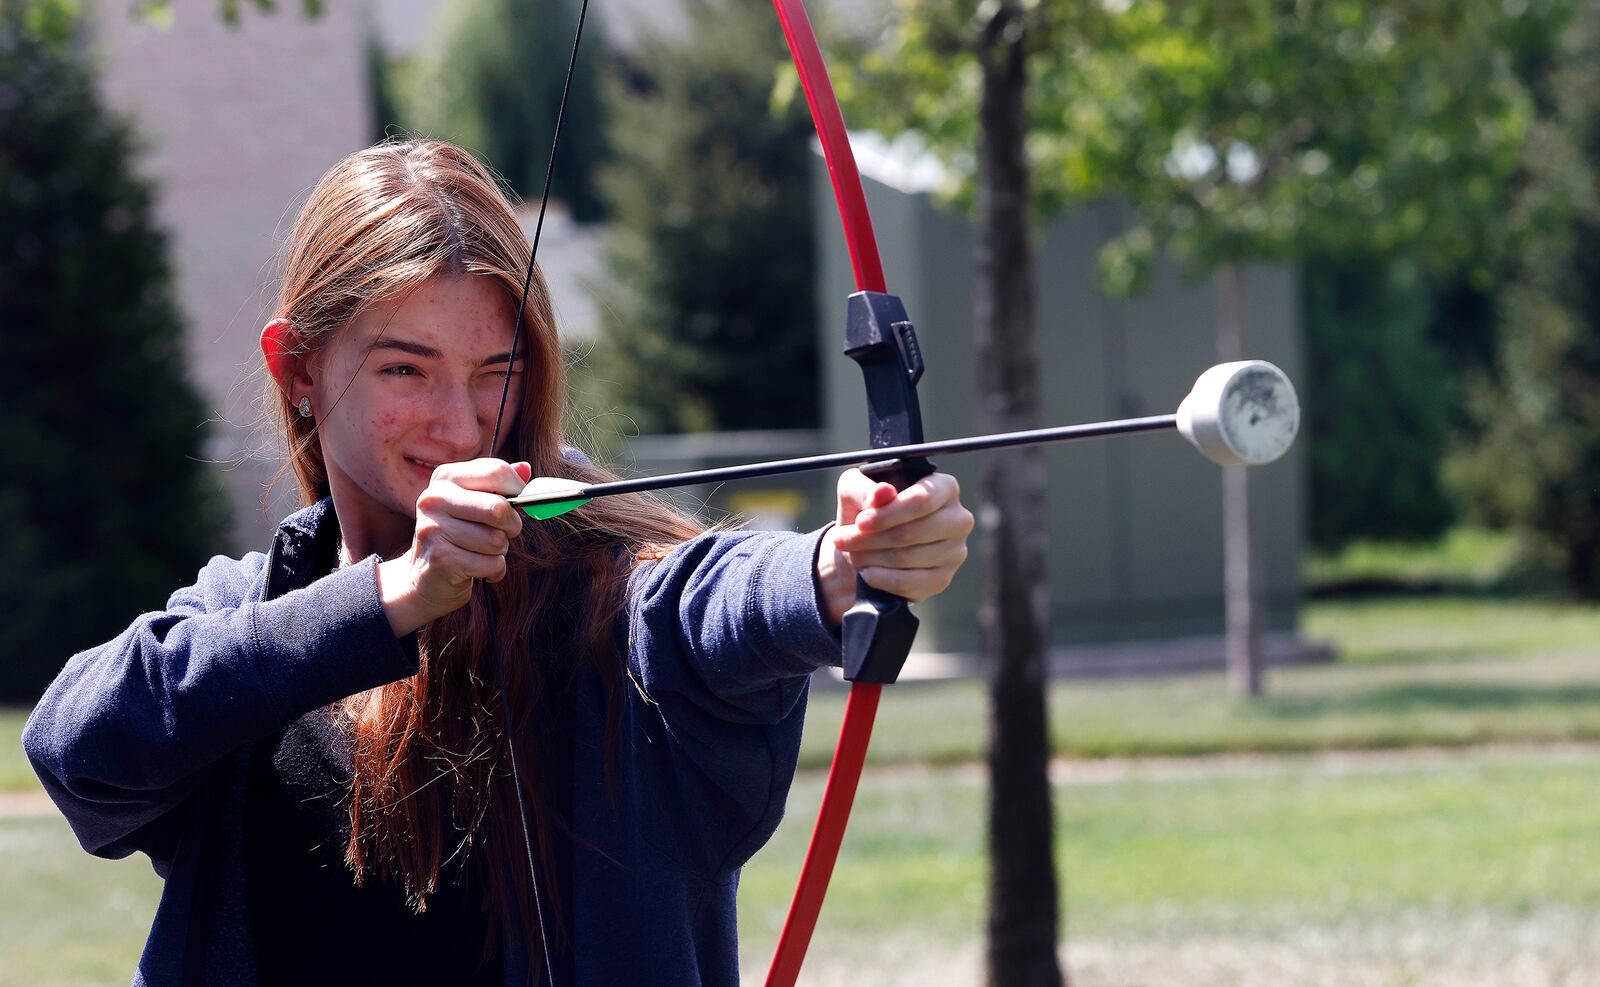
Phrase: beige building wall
[{"left": 90, "top": 2, "right": 372, "bottom": 551}]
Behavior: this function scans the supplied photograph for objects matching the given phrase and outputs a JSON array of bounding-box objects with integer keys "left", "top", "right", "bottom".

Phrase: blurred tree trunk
[
  {"left": 1215, "top": 263, "right": 1262, "bottom": 697},
  {"left": 976, "top": 3, "right": 1064, "bottom": 985}
]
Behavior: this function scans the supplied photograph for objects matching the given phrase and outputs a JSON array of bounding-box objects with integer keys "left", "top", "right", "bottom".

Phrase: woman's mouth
[{"left": 405, "top": 456, "right": 441, "bottom": 478}]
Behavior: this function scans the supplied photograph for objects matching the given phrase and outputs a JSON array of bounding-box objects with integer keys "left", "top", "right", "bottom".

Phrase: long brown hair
[{"left": 266, "top": 140, "right": 700, "bottom": 974}]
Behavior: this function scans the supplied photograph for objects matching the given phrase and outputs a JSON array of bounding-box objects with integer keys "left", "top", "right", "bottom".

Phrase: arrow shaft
[{"left": 562, "top": 414, "right": 1178, "bottom": 502}]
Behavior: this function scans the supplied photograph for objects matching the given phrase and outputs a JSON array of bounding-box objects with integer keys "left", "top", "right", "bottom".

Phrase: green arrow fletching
[
  {"left": 509, "top": 476, "right": 591, "bottom": 520},
  {"left": 518, "top": 496, "right": 592, "bottom": 520}
]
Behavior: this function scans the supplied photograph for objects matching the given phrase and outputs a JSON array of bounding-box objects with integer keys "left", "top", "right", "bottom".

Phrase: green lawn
[
  {"left": 738, "top": 748, "right": 1600, "bottom": 983},
  {"left": 11, "top": 595, "right": 1600, "bottom": 789},
  {"left": 0, "top": 814, "right": 161, "bottom": 987},
  {"left": 9, "top": 593, "right": 1600, "bottom": 984},
  {"left": 797, "top": 596, "right": 1600, "bottom": 768},
  {"left": 0, "top": 707, "right": 34, "bottom": 791},
  {"left": 7, "top": 744, "right": 1598, "bottom": 986}
]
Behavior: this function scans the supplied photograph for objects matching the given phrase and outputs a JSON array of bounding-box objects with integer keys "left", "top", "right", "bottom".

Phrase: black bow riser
[{"left": 841, "top": 291, "right": 937, "bottom": 684}]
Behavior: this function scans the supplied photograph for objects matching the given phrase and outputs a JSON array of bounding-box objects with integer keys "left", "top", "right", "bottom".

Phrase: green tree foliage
[
  {"left": 843, "top": 1, "right": 1544, "bottom": 549},
  {"left": 587, "top": 0, "right": 818, "bottom": 434},
  {"left": 1034, "top": 0, "right": 1533, "bottom": 554},
  {"left": 1042, "top": 2, "right": 1528, "bottom": 280},
  {"left": 1450, "top": 2, "right": 1600, "bottom": 595},
  {"left": 135, "top": 0, "right": 323, "bottom": 23},
  {"left": 0, "top": 11, "right": 228, "bottom": 700},
  {"left": 401, "top": 0, "right": 607, "bottom": 220},
  {"left": 364, "top": 15, "right": 403, "bottom": 144},
  {"left": 839, "top": 3, "right": 1523, "bottom": 247},
  {"left": 11, "top": 0, "right": 326, "bottom": 36},
  {"left": 8, "top": 0, "right": 75, "bottom": 43},
  {"left": 1041, "top": 1, "right": 1549, "bottom": 551}
]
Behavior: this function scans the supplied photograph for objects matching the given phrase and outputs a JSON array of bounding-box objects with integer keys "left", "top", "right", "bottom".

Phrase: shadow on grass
[{"left": 1258, "top": 681, "right": 1600, "bottom": 719}]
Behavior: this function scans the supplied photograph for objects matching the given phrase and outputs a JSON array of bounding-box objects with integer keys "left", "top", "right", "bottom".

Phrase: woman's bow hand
[{"left": 817, "top": 469, "right": 975, "bottom": 629}]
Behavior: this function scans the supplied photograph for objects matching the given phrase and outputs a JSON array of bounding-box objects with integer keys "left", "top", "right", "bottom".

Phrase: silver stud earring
[{"left": 297, "top": 396, "right": 313, "bottom": 419}]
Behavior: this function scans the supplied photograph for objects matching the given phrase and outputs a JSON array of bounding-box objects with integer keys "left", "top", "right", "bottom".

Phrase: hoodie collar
[{"left": 265, "top": 498, "right": 341, "bottom": 599}]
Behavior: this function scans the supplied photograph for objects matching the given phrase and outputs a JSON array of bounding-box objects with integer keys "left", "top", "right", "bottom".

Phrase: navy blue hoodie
[{"left": 23, "top": 499, "right": 841, "bottom": 985}]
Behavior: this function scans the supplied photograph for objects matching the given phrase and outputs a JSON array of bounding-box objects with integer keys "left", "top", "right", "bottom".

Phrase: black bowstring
[{"left": 487, "top": 1, "right": 591, "bottom": 984}]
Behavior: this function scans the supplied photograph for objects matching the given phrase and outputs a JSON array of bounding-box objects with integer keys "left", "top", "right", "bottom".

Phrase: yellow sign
[{"left": 727, "top": 489, "right": 808, "bottom": 530}]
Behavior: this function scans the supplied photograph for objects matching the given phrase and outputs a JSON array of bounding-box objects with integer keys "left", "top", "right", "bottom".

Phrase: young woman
[{"left": 23, "top": 140, "right": 973, "bottom": 986}]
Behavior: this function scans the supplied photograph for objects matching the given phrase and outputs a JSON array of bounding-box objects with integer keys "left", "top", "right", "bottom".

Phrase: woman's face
[{"left": 306, "top": 274, "right": 524, "bottom": 552}]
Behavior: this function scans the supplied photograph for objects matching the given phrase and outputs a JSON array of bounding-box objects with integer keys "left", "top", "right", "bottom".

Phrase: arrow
[{"left": 511, "top": 360, "right": 1299, "bottom": 521}]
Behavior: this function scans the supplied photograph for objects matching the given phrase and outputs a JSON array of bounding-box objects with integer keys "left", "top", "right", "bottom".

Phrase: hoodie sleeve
[
  {"left": 627, "top": 527, "right": 842, "bottom": 724},
  {"left": 621, "top": 527, "right": 843, "bottom": 877},
  {"left": 21, "top": 552, "right": 419, "bottom": 860}
]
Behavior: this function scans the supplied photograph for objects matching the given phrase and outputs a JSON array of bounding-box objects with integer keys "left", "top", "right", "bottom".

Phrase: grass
[
  {"left": 8, "top": 531, "right": 1599, "bottom": 983},
  {"left": 1302, "top": 594, "right": 1600, "bottom": 665},
  {"left": 0, "top": 708, "right": 34, "bottom": 792},
  {"left": 19, "top": 594, "right": 1600, "bottom": 787},
  {"left": 0, "top": 815, "right": 161, "bottom": 987},
  {"left": 7, "top": 744, "right": 1597, "bottom": 986},
  {"left": 741, "top": 747, "right": 1600, "bottom": 981},
  {"left": 795, "top": 595, "right": 1600, "bottom": 768},
  {"left": 10, "top": 595, "right": 1600, "bottom": 788}
]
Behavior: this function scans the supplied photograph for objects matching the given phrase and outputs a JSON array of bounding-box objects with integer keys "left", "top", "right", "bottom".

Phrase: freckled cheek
[
  {"left": 363, "top": 402, "right": 429, "bottom": 440},
  {"left": 354, "top": 415, "right": 393, "bottom": 444}
]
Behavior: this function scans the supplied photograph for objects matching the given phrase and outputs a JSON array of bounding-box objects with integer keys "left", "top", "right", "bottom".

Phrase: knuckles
[
  {"left": 414, "top": 514, "right": 444, "bottom": 546},
  {"left": 491, "top": 499, "right": 520, "bottom": 533},
  {"left": 416, "top": 488, "right": 448, "bottom": 515},
  {"left": 430, "top": 458, "right": 521, "bottom": 493}
]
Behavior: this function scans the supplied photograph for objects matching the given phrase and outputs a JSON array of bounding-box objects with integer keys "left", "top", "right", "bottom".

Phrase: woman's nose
[{"left": 429, "top": 385, "right": 484, "bottom": 456}]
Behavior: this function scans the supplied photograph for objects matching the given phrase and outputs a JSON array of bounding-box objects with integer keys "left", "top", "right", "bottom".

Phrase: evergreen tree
[
  {"left": 403, "top": 0, "right": 607, "bottom": 220},
  {"left": 0, "top": 11, "right": 228, "bottom": 700},
  {"left": 364, "top": 16, "right": 403, "bottom": 143},
  {"left": 1451, "top": 1, "right": 1600, "bottom": 594},
  {"left": 1303, "top": 257, "right": 1459, "bottom": 548},
  {"left": 587, "top": 0, "right": 818, "bottom": 435}
]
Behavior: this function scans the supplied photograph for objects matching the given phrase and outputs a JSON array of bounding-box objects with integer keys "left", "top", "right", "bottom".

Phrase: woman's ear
[{"left": 260, "top": 318, "right": 309, "bottom": 401}]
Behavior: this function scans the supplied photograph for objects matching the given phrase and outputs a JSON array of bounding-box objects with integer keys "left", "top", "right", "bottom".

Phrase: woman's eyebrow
[
  {"left": 369, "top": 339, "right": 441, "bottom": 359},
  {"left": 479, "top": 351, "right": 527, "bottom": 367},
  {"left": 367, "top": 339, "right": 523, "bottom": 367}
]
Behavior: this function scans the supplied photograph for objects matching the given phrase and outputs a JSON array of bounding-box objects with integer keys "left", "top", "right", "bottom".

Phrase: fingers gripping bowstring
[{"left": 488, "top": 1, "right": 591, "bottom": 984}]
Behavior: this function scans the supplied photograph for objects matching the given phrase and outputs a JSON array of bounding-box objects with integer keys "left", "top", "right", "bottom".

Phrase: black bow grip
[{"left": 840, "top": 291, "right": 935, "bottom": 684}]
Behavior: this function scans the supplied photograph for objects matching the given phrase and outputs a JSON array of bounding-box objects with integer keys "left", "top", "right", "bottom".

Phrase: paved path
[{"left": 0, "top": 789, "right": 55, "bottom": 818}]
